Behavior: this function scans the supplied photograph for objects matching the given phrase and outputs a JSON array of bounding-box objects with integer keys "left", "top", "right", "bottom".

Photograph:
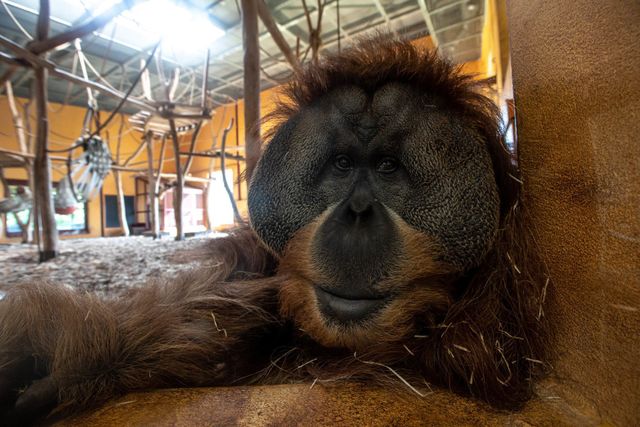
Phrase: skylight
[{"left": 85, "top": 0, "right": 225, "bottom": 63}]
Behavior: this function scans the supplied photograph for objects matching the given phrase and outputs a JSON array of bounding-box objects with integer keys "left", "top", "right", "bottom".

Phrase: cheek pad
[
  {"left": 400, "top": 127, "right": 500, "bottom": 270},
  {"left": 248, "top": 116, "right": 330, "bottom": 254}
]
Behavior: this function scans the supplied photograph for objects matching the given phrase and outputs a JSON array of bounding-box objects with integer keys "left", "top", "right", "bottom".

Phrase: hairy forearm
[{"left": 0, "top": 272, "right": 282, "bottom": 414}]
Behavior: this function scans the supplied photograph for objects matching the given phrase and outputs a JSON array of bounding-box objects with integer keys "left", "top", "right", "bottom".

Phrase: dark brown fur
[{"left": 0, "top": 37, "right": 550, "bottom": 421}]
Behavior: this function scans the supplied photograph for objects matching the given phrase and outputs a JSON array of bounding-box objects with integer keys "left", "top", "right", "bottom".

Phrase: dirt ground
[{"left": 0, "top": 234, "right": 226, "bottom": 297}]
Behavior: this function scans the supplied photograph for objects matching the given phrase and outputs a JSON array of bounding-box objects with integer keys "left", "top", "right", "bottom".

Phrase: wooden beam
[
  {"left": 169, "top": 119, "right": 184, "bottom": 241},
  {"left": 182, "top": 121, "right": 203, "bottom": 176},
  {"left": 178, "top": 151, "right": 246, "bottom": 162},
  {"left": 145, "top": 131, "right": 159, "bottom": 238},
  {"left": 123, "top": 139, "right": 148, "bottom": 166},
  {"left": 154, "top": 134, "right": 167, "bottom": 204},
  {"left": 0, "top": 146, "right": 61, "bottom": 162},
  {"left": 114, "top": 116, "right": 129, "bottom": 236},
  {"left": 0, "top": 52, "right": 23, "bottom": 67},
  {"left": 0, "top": 34, "right": 155, "bottom": 112},
  {"left": 156, "top": 111, "right": 211, "bottom": 120},
  {"left": 241, "top": 0, "right": 261, "bottom": 183},
  {"left": 256, "top": 0, "right": 301, "bottom": 72},
  {"left": 27, "top": 0, "right": 135, "bottom": 55},
  {"left": 0, "top": 67, "right": 17, "bottom": 95},
  {"left": 220, "top": 118, "right": 243, "bottom": 224},
  {"left": 156, "top": 173, "right": 210, "bottom": 183},
  {"left": 4, "top": 81, "right": 29, "bottom": 156},
  {"left": 0, "top": 147, "right": 145, "bottom": 172},
  {"left": 33, "top": 0, "right": 58, "bottom": 261}
]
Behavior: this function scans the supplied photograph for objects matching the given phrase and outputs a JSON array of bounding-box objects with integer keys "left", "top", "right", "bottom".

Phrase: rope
[{"left": 47, "top": 40, "right": 161, "bottom": 154}]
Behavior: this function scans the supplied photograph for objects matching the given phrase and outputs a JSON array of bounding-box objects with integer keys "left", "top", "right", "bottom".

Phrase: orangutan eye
[
  {"left": 334, "top": 155, "right": 353, "bottom": 172},
  {"left": 376, "top": 157, "right": 398, "bottom": 174}
]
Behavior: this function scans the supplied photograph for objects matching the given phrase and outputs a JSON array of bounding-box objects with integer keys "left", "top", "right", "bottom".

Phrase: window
[
  {"left": 162, "top": 186, "right": 207, "bottom": 233},
  {"left": 4, "top": 181, "right": 88, "bottom": 237},
  {"left": 206, "top": 170, "right": 235, "bottom": 227},
  {"left": 104, "top": 195, "right": 135, "bottom": 228}
]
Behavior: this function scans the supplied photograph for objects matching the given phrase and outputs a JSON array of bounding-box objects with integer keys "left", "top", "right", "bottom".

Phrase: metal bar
[
  {"left": 1, "top": 0, "right": 33, "bottom": 40},
  {"left": 432, "top": 15, "right": 483, "bottom": 36},
  {"left": 428, "top": 0, "right": 468, "bottom": 15},
  {"left": 439, "top": 32, "right": 481, "bottom": 48},
  {"left": 324, "top": 0, "right": 353, "bottom": 44},
  {"left": 416, "top": 0, "right": 440, "bottom": 47},
  {"left": 257, "top": 0, "right": 301, "bottom": 71},
  {"left": 212, "top": 5, "right": 313, "bottom": 65},
  {"left": 27, "top": 0, "right": 136, "bottom": 55},
  {"left": 210, "top": 5, "right": 421, "bottom": 95},
  {"left": 372, "top": 0, "right": 393, "bottom": 30}
]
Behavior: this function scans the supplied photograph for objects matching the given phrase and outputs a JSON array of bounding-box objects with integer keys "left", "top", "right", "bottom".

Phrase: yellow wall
[
  {"left": 0, "top": 99, "right": 145, "bottom": 242},
  {"left": 173, "top": 85, "right": 283, "bottom": 214},
  {"left": 0, "top": 88, "right": 274, "bottom": 242}
]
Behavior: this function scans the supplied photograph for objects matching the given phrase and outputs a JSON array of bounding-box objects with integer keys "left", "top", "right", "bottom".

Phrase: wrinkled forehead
[
  {"left": 307, "top": 83, "right": 430, "bottom": 131},
  {"left": 293, "top": 82, "right": 454, "bottom": 151}
]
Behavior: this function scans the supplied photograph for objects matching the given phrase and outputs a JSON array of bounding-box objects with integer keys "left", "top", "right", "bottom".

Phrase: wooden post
[
  {"left": 241, "top": 0, "right": 261, "bottom": 183},
  {"left": 32, "top": 0, "right": 58, "bottom": 261},
  {"left": 144, "top": 131, "right": 159, "bottom": 238},
  {"left": 113, "top": 170, "right": 128, "bottom": 236},
  {"left": 114, "top": 115, "right": 129, "bottom": 236},
  {"left": 169, "top": 120, "right": 184, "bottom": 240},
  {"left": 219, "top": 119, "right": 243, "bottom": 224},
  {"left": 0, "top": 66, "right": 16, "bottom": 89},
  {"left": 234, "top": 102, "right": 242, "bottom": 200},
  {"left": 182, "top": 121, "right": 203, "bottom": 176},
  {"left": 5, "top": 81, "right": 33, "bottom": 243},
  {"left": 301, "top": 0, "right": 325, "bottom": 65},
  {"left": 155, "top": 134, "right": 167, "bottom": 201}
]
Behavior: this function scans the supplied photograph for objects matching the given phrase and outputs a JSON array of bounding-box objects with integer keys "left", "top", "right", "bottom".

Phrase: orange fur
[{"left": 0, "top": 38, "right": 550, "bottom": 423}]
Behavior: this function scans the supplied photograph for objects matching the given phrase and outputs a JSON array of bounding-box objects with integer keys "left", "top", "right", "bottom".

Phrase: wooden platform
[{"left": 62, "top": 383, "right": 588, "bottom": 426}]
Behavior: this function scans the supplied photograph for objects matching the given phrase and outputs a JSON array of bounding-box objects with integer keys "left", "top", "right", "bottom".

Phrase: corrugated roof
[{"left": 0, "top": 0, "right": 486, "bottom": 113}]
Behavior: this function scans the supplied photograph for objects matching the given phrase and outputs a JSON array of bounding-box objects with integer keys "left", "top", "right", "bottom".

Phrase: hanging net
[{"left": 54, "top": 136, "right": 113, "bottom": 215}]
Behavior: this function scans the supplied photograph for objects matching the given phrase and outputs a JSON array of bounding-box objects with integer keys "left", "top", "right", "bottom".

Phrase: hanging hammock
[
  {"left": 54, "top": 175, "right": 77, "bottom": 215},
  {"left": 0, "top": 186, "right": 32, "bottom": 214}
]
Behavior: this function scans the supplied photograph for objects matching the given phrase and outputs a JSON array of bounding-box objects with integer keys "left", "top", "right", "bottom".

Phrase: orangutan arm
[{"left": 0, "top": 231, "right": 282, "bottom": 423}]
